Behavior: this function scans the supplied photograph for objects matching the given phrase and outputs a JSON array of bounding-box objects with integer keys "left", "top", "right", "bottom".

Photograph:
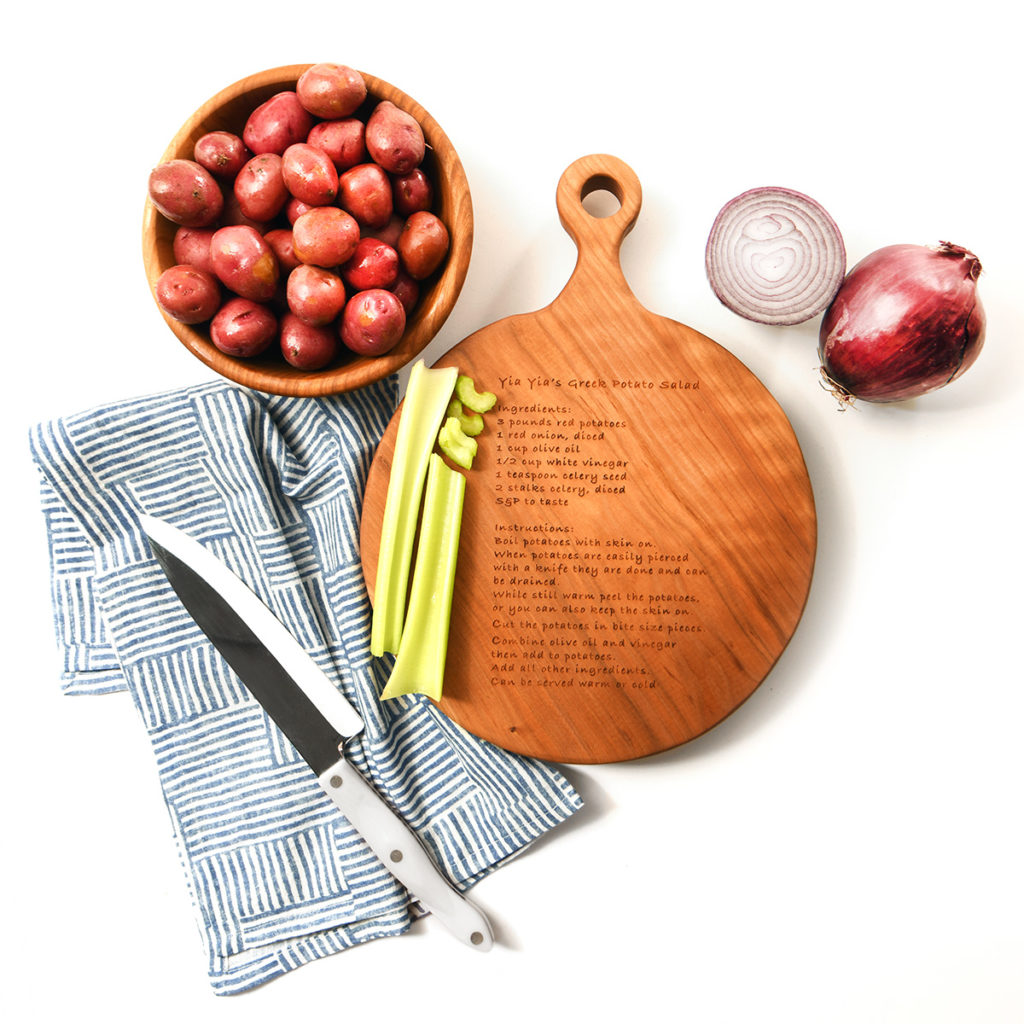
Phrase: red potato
[
  {"left": 172, "top": 226, "right": 217, "bottom": 275},
  {"left": 218, "top": 192, "right": 266, "bottom": 231},
  {"left": 263, "top": 228, "right": 301, "bottom": 273},
  {"left": 282, "top": 143, "right": 339, "bottom": 206},
  {"left": 155, "top": 265, "right": 221, "bottom": 324},
  {"left": 243, "top": 91, "right": 314, "bottom": 155},
  {"left": 280, "top": 312, "right": 339, "bottom": 369},
  {"left": 148, "top": 159, "right": 223, "bottom": 227},
  {"left": 362, "top": 214, "right": 404, "bottom": 248},
  {"left": 392, "top": 168, "right": 433, "bottom": 215},
  {"left": 307, "top": 118, "right": 366, "bottom": 171},
  {"left": 210, "top": 297, "right": 278, "bottom": 357},
  {"left": 211, "top": 225, "right": 279, "bottom": 301},
  {"left": 296, "top": 63, "right": 366, "bottom": 119},
  {"left": 193, "top": 131, "right": 250, "bottom": 178},
  {"left": 338, "top": 163, "right": 392, "bottom": 228},
  {"left": 397, "top": 211, "right": 450, "bottom": 279},
  {"left": 339, "top": 288, "right": 406, "bottom": 355},
  {"left": 234, "top": 153, "right": 288, "bottom": 223},
  {"left": 364, "top": 100, "right": 424, "bottom": 175},
  {"left": 287, "top": 265, "right": 347, "bottom": 326},
  {"left": 389, "top": 269, "right": 420, "bottom": 314},
  {"left": 341, "top": 237, "right": 399, "bottom": 291},
  {"left": 285, "top": 196, "right": 313, "bottom": 224},
  {"left": 291, "top": 206, "right": 360, "bottom": 268}
]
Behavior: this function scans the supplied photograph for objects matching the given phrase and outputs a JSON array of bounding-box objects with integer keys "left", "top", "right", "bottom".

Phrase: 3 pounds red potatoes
[
  {"left": 148, "top": 160, "right": 223, "bottom": 227},
  {"left": 147, "top": 63, "right": 454, "bottom": 374}
]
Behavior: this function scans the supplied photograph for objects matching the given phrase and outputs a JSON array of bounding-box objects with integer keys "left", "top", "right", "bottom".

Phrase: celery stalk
[
  {"left": 381, "top": 454, "right": 465, "bottom": 701},
  {"left": 370, "top": 361, "right": 459, "bottom": 657}
]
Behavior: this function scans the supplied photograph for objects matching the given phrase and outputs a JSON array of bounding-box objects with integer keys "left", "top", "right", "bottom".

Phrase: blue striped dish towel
[{"left": 29, "top": 377, "right": 582, "bottom": 994}]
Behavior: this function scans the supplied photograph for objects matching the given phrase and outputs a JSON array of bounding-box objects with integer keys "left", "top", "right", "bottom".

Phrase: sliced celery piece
[
  {"left": 446, "top": 397, "right": 484, "bottom": 436},
  {"left": 381, "top": 454, "right": 465, "bottom": 701},
  {"left": 438, "top": 415, "right": 479, "bottom": 470},
  {"left": 455, "top": 375, "right": 497, "bottom": 413},
  {"left": 370, "top": 360, "right": 459, "bottom": 658}
]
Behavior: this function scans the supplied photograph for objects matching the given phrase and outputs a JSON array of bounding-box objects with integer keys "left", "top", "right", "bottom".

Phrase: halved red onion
[
  {"left": 819, "top": 242, "right": 985, "bottom": 405},
  {"left": 705, "top": 186, "right": 846, "bottom": 325}
]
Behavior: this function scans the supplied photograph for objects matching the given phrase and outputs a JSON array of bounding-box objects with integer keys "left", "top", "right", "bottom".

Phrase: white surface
[{"left": 3, "top": 2, "right": 1021, "bottom": 1020}]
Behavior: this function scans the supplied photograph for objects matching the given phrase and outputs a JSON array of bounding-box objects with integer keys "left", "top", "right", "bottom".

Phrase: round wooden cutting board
[{"left": 361, "top": 155, "right": 816, "bottom": 764}]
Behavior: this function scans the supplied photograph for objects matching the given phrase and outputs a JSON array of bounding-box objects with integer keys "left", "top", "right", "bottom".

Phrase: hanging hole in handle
[
  {"left": 556, "top": 155, "right": 642, "bottom": 254},
  {"left": 581, "top": 175, "right": 624, "bottom": 219}
]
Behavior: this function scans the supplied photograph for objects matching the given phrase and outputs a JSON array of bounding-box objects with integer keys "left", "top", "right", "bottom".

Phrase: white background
[{"left": 2, "top": 2, "right": 1021, "bottom": 1020}]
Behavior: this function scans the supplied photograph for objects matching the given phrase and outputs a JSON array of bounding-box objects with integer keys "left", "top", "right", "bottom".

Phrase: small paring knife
[{"left": 139, "top": 513, "right": 493, "bottom": 952}]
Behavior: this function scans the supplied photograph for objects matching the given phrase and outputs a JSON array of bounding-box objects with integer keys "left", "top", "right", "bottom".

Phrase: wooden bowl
[{"left": 141, "top": 64, "right": 473, "bottom": 397}]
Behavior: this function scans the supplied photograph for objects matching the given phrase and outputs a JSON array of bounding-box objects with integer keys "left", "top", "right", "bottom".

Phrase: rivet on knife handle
[{"left": 319, "top": 755, "right": 493, "bottom": 951}]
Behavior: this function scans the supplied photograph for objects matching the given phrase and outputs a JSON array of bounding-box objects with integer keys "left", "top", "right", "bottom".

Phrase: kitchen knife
[{"left": 138, "top": 513, "right": 493, "bottom": 951}]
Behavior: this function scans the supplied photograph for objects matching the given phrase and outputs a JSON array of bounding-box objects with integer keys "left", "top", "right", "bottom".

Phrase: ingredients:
[
  {"left": 818, "top": 242, "right": 985, "bottom": 404},
  {"left": 705, "top": 186, "right": 846, "bottom": 325}
]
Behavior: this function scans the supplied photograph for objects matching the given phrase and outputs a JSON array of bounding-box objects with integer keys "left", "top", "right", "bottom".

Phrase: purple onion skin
[{"left": 818, "top": 242, "right": 985, "bottom": 403}]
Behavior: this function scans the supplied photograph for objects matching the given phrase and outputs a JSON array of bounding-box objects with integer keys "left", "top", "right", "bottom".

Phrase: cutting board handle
[{"left": 554, "top": 154, "right": 642, "bottom": 307}]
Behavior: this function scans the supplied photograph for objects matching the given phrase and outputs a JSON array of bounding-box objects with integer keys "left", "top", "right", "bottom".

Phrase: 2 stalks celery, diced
[
  {"left": 371, "top": 360, "right": 494, "bottom": 701},
  {"left": 370, "top": 360, "right": 459, "bottom": 658},
  {"left": 380, "top": 454, "right": 465, "bottom": 701}
]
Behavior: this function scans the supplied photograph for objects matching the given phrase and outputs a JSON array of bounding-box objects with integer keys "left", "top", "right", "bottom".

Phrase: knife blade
[{"left": 138, "top": 513, "right": 493, "bottom": 951}]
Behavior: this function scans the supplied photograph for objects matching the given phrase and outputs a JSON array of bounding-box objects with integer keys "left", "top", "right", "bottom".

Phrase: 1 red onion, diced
[
  {"left": 705, "top": 186, "right": 846, "bottom": 326},
  {"left": 818, "top": 242, "right": 985, "bottom": 404}
]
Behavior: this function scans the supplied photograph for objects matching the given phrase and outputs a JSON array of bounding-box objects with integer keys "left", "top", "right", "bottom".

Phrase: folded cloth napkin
[{"left": 30, "top": 377, "right": 582, "bottom": 994}]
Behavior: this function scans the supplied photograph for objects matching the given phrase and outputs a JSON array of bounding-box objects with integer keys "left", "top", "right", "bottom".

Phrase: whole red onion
[{"left": 818, "top": 242, "right": 985, "bottom": 404}]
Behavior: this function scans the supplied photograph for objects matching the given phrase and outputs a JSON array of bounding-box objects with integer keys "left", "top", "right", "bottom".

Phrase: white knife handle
[{"left": 318, "top": 755, "right": 493, "bottom": 951}]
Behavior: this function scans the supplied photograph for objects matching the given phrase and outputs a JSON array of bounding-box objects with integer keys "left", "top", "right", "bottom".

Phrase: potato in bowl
[{"left": 142, "top": 63, "right": 473, "bottom": 397}]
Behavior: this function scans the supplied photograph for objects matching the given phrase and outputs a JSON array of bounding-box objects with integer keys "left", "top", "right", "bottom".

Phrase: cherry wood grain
[
  {"left": 361, "top": 155, "right": 816, "bottom": 764},
  {"left": 141, "top": 65, "right": 473, "bottom": 397}
]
